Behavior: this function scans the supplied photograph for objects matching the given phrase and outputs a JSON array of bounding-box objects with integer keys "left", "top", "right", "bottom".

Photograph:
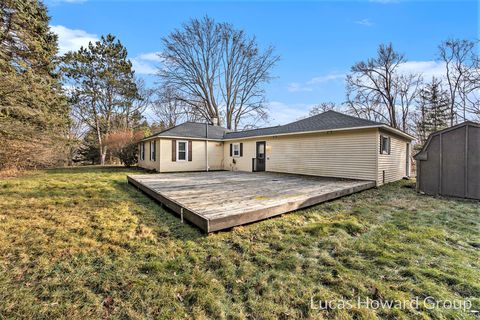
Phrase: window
[
  {"left": 177, "top": 140, "right": 187, "bottom": 161},
  {"left": 380, "top": 135, "right": 391, "bottom": 155},
  {"left": 140, "top": 142, "right": 145, "bottom": 160},
  {"left": 233, "top": 143, "right": 240, "bottom": 157},
  {"left": 150, "top": 141, "right": 156, "bottom": 161}
]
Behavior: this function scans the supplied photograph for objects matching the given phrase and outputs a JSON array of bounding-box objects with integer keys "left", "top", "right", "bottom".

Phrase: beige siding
[
  {"left": 268, "top": 129, "right": 378, "bottom": 181},
  {"left": 377, "top": 129, "right": 410, "bottom": 185},
  {"left": 137, "top": 139, "right": 159, "bottom": 171},
  {"left": 159, "top": 139, "right": 224, "bottom": 172},
  {"left": 224, "top": 129, "right": 379, "bottom": 182},
  {"left": 223, "top": 140, "right": 257, "bottom": 171},
  {"left": 138, "top": 127, "right": 411, "bottom": 185}
]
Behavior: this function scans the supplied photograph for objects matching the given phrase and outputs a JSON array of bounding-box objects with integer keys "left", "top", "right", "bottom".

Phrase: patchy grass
[{"left": 0, "top": 167, "right": 479, "bottom": 319}]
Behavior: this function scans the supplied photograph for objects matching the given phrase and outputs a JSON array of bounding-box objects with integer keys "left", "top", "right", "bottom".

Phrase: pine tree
[
  {"left": 416, "top": 77, "right": 450, "bottom": 144},
  {"left": 62, "top": 35, "right": 139, "bottom": 165},
  {"left": 0, "top": 0, "right": 69, "bottom": 170}
]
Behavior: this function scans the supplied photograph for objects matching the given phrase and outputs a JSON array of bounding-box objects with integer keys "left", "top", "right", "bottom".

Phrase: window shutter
[
  {"left": 153, "top": 141, "right": 156, "bottom": 161},
  {"left": 240, "top": 143, "right": 243, "bottom": 157},
  {"left": 172, "top": 140, "right": 176, "bottom": 162},
  {"left": 188, "top": 140, "right": 192, "bottom": 161},
  {"left": 230, "top": 144, "right": 233, "bottom": 156},
  {"left": 388, "top": 137, "right": 391, "bottom": 155},
  {"left": 379, "top": 136, "right": 382, "bottom": 154}
]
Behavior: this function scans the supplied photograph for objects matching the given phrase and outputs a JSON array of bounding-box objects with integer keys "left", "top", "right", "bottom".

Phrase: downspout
[{"left": 205, "top": 123, "right": 209, "bottom": 172}]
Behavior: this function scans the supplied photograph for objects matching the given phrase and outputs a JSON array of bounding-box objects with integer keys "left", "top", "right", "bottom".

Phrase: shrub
[{"left": 105, "top": 130, "right": 143, "bottom": 167}]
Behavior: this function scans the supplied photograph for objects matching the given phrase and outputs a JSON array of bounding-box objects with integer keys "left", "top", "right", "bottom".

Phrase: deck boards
[{"left": 127, "top": 171, "right": 375, "bottom": 232}]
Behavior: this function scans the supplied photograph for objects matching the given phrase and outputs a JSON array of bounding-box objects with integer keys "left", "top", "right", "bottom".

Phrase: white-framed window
[
  {"left": 177, "top": 140, "right": 188, "bottom": 161},
  {"left": 140, "top": 142, "right": 145, "bottom": 161},
  {"left": 150, "top": 141, "right": 156, "bottom": 161},
  {"left": 233, "top": 143, "right": 240, "bottom": 157},
  {"left": 380, "top": 135, "right": 391, "bottom": 155}
]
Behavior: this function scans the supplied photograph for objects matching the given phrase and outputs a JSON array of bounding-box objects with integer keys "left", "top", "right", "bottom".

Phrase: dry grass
[{"left": 0, "top": 167, "right": 479, "bottom": 319}]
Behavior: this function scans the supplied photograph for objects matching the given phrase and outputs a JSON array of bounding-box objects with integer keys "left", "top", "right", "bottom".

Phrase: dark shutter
[
  {"left": 240, "top": 143, "right": 243, "bottom": 157},
  {"left": 388, "top": 137, "right": 391, "bottom": 155},
  {"left": 153, "top": 141, "right": 156, "bottom": 161},
  {"left": 188, "top": 140, "right": 192, "bottom": 161},
  {"left": 230, "top": 144, "right": 233, "bottom": 156},
  {"left": 379, "top": 136, "right": 382, "bottom": 154},
  {"left": 172, "top": 140, "right": 176, "bottom": 162}
]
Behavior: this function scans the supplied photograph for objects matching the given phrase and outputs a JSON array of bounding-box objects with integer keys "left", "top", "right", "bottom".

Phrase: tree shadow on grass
[
  {"left": 111, "top": 178, "right": 206, "bottom": 241},
  {"left": 43, "top": 165, "right": 146, "bottom": 175}
]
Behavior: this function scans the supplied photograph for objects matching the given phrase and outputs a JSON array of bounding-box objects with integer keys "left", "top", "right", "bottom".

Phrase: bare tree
[
  {"left": 159, "top": 16, "right": 279, "bottom": 130},
  {"left": 309, "top": 102, "right": 338, "bottom": 116},
  {"left": 124, "top": 78, "right": 152, "bottom": 129},
  {"left": 151, "top": 86, "right": 189, "bottom": 128},
  {"left": 461, "top": 51, "right": 480, "bottom": 121},
  {"left": 346, "top": 43, "right": 406, "bottom": 128},
  {"left": 395, "top": 74, "right": 422, "bottom": 133},
  {"left": 438, "top": 39, "right": 476, "bottom": 125}
]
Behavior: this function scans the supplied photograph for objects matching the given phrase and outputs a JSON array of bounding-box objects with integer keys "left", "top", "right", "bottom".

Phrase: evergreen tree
[
  {"left": 416, "top": 77, "right": 450, "bottom": 144},
  {"left": 0, "top": 0, "right": 69, "bottom": 170},
  {"left": 62, "top": 35, "right": 139, "bottom": 165}
]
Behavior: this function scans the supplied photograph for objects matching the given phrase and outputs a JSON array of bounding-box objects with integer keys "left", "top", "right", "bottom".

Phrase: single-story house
[{"left": 138, "top": 110, "right": 414, "bottom": 186}]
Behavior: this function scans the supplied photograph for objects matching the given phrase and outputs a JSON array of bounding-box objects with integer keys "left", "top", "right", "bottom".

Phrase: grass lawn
[{"left": 0, "top": 167, "right": 479, "bottom": 319}]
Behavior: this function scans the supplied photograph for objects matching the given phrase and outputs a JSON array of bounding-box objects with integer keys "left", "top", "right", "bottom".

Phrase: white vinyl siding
[
  {"left": 158, "top": 139, "right": 224, "bottom": 172},
  {"left": 137, "top": 139, "right": 159, "bottom": 171},
  {"left": 224, "top": 129, "right": 379, "bottom": 182},
  {"left": 267, "top": 129, "right": 378, "bottom": 181},
  {"left": 377, "top": 130, "right": 410, "bottom": 185}
]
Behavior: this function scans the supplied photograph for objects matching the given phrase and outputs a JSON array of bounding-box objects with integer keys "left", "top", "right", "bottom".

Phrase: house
[
  {"left": 138, "top": 110, "right": 414, "bottom": 186},
  {"left": 415, "top": 121, "right": 480, "bottom": 200}
]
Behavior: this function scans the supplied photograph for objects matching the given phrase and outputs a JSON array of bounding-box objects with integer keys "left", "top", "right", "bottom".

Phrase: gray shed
[{"left": 414, "top": 121, "right": 480, "bottom": 200}]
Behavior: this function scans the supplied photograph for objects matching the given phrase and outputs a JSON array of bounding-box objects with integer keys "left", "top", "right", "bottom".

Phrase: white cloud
[
  {"left": 287, "top": 72, "right": 345, "bottom": 93},
  {"left": 267, "top": 101, "right": 313, "bottom": 125},
  {"left": 355, "top": 19, "right": 374, "bottom": 27},
  {"left": 398, "top": 60, "right": 446, "bottom": 80},
  {"left": 131, "top": 52, "right": 164, "bottom": 75},
  {"left": 131, "top": 58, "right": 158, "bottom": 75},
  {"left": 138, "top": 52, "right": 163, "bottom": 62},
  {"left": 307, "top": 72, "right": 346, "bottom": 85},
  {"left": 50, "top": 25, "right": 98, "bottom": 55},
  {"left": 287, "top": 82, "right": 313, "bottom": 92}
]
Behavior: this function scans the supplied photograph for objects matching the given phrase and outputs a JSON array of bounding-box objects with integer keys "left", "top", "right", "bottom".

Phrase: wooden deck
[{"left": 127, "top": 171, "right": 375, "bottom": 233}]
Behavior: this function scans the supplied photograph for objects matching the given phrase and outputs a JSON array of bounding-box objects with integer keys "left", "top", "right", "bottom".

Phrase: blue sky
[{"left": 46, "top": 0, "right": 478, "bottom": 125}]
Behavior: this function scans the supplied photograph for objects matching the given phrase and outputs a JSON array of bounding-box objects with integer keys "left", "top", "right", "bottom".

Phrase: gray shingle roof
[
  {"left": 145, "top": 122, "right": 229, "bottom": 140},
  {"left": 142, "top": 111, "right": 396, "bottom": 141},
  {"left": 223, "top": 110, "right": 383, "bottom": 139}
]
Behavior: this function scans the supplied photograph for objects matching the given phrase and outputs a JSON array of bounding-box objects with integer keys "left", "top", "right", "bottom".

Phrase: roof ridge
[{"left": 225, "top": 124, "right": 283, "bottom": 135}]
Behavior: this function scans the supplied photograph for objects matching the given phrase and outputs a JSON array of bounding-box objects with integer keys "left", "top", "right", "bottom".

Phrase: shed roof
[{"left": 414, "top": 121, "right": 480, "bottom": 160}]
